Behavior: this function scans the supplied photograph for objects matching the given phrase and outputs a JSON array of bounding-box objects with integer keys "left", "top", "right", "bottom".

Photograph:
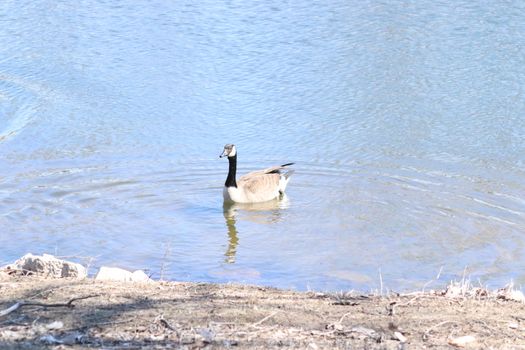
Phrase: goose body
[{"left": 220, "top": 144, "right": 294, "bottom": 203}]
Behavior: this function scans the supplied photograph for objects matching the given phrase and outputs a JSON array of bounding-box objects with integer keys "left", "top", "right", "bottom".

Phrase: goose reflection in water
[{"left": 222, "top": 194, "right": 290, "bottom": 263}]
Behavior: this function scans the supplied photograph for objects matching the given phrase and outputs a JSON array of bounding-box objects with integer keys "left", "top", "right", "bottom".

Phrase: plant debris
[{"left": 0, "top": 275, "right": 524, "bottom": 349}]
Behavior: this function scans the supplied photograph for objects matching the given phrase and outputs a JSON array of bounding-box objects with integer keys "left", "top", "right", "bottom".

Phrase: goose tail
[
  {"left": 278, "top": 163, "right": 295, "bottom": 193},
  {"left": 282, "top": 169, "right": 294, "bottom": 180},
  {"left": 281, "top": 162, "right": 295, "bottom": 180}
]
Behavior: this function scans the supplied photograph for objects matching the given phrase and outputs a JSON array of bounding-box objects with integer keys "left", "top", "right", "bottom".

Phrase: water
[{"left": 1, "top": 0, "right": 525, "bottom": 291}]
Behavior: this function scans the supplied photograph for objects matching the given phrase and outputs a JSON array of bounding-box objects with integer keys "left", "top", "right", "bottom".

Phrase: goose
[{"left": 219, "top": 144, "right": 294, "bottom": 203}]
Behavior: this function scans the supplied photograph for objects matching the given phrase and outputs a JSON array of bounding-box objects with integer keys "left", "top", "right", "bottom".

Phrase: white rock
[
  {"left": 444, "top": 284, "right": 464, "bottom": 298},
  {"left": 60, "top": 331, "right": 86, "bottom": 345},
  {"left": 132, "top": 269, "right": 152, "bottom": 282},
  {"left": 394, "top": 331, "right": 407, "bottom": 343},
  {"left": 506, "top": 290, "right": 525, "bottom": 303},
  {"left": 40, "top": 334, "right": 63, "bottom": 345},
  {"left": 11, "top": 253, "right": 87, "bottom": 279},
  {"left": 497, "top": 286, "right": 525, "bottom": 303},
  {"left": 46, "top": 321, "right": 64, "bottom": 330},
  {"left": 95, "top": 267, "right": 131, "bottom": 281},
  {"left": 95, "top": 266, "right": 152, "bottom": 282},
  {"left": 448, "top": 335, "right": 476, "bottom": 347},
  {"left": 197, "top": 328, "right": 215, "bottom": 343},
  {"left": 0, "top": 329, "right": 24, "bottom": 341}
]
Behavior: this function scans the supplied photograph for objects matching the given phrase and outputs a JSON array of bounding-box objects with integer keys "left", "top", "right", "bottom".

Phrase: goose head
[{"left": 220, "top": 144, "right": 236, "bottom": 158}]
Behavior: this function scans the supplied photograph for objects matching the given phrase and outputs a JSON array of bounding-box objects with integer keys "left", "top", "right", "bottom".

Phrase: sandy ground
[{"left": 1, "top": 274, "right": 525, "bottom": 349}]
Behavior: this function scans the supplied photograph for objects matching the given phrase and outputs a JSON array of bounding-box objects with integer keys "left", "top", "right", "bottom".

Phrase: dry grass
[{"left": 1, "top": 273, "right": 525, "bottom": 349}]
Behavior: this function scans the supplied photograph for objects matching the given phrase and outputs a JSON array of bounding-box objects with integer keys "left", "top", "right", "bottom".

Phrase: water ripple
[{"left": 1, "top": 0, "right": 525, "bottom": 291}]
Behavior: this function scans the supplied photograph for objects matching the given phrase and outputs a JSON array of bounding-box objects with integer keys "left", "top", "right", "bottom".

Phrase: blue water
[{"left": 1, "top": 0, "right": 525, "bottom": 291}]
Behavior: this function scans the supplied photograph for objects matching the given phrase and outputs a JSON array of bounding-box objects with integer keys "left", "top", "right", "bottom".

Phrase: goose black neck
[{"left": 225, "top": 154, "right": 238, "bottom": 188}]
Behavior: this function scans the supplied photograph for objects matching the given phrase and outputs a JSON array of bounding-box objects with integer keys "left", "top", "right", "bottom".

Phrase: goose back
[{"left": 224, "top": 164, "right": 294, "bottom": 203}]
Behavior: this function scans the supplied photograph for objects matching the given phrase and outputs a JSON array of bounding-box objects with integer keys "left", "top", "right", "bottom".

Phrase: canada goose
[{"left": 219, "top": 144, "right": 294, "bottom": 203}]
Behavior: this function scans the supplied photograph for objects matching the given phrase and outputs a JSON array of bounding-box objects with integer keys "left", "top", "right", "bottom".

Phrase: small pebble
[
  {"left": 394, "top": 331, "right": 407, "bottom": 343},
  {"left": 46, "top": 321, "right": 64, "bottom": 330},
  {"left": 448, "top": 335, "right": 476, "bottom": 347}
]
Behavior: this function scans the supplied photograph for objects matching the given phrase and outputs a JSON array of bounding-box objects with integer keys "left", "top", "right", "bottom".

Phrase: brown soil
[{"left": 1, "top": 275, "right": 524, "bottom": 349}]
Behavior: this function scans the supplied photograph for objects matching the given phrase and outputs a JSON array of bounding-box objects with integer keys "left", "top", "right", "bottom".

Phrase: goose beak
[{"left": 219, "top": 150, "right": 227, "bottom": 158}]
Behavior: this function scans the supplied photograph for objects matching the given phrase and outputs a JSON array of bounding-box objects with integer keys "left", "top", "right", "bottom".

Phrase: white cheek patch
[{"left": 229, "top": 146, "right": 236, "bottom": 157}]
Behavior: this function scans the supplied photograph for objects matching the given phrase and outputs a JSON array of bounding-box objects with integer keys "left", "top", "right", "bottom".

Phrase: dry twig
[
  {"left": 423, "top": 320, "right": 458, "bottom": 341},
  {"left": 0, "top": 294, "right": 99, "bottom": 317},
  {"left": 251, "top": 311, "right": 280, "bottom": 327}
]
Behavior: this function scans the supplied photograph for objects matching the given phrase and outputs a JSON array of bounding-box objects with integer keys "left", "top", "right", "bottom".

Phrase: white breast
[
  {"left": 223, "top": 186, "right": 280, "bottom": 203},
  {"left": 223, "top": 187, "right": 244, "bottom": 203}
]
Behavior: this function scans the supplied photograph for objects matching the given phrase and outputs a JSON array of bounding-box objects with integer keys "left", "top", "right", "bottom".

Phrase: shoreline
[{"left": 1, "top": 272, "right": 524, "bottom": 349}]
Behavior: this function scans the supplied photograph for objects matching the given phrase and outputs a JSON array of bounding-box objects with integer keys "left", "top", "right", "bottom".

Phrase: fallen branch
[
  {"left": 251, "top": 311, "right": 280, "bottom": 328},
  {"left": 159, "top": 318, "right": 176, "bottom": 331},
  {"left": 338, "top": 312, "right": 353, "bottom": 325},
  {"left": 0, "top": 302, "right": 21, "bottom": 317},
  {"left": 0, "top": 294, "right": 99, "bottom": 317},
  {"left": 23, "top": 294, "right": 100, "bottom": 308},
  {"left": 422, "top": 321, "right": 458, "bottom": 341},
  {"left": 153, "top": 314, "right": 177, "bottom": 333},
  {"left": 388, "top": 295, "right": 425, "bottom": 316}
]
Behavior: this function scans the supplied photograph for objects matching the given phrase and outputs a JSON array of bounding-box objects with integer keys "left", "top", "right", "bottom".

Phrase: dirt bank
[{"left": 1, "top": 275, "right": 524, "bottom": 349}]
